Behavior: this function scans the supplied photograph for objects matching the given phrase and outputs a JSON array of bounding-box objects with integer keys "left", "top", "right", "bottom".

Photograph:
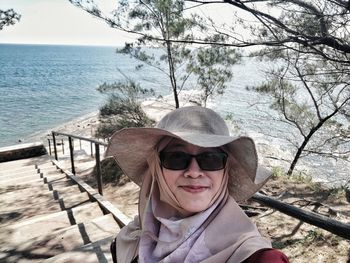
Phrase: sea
[{"left": 0, "top": 43, "right": 348, "bottom": 186}]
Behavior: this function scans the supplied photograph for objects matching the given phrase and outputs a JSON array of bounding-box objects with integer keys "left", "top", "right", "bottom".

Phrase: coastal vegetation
[
  {"left": 0, "top": 8, "right": 21, "bottom": 30},
  {"left": 70, "top": 0, "right": 350, "bottom": 180},
  {"left": 185, "top": 0, "right": 350, "bottom": 176},
  {"left": 96, "top": 75, "right": 155, "bottom": 138},
  {"left": 70, "top": 0, "right": 240, "bottom": 108}
]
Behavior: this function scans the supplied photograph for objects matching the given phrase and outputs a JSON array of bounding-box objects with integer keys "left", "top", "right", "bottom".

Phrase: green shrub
[
  {"left": 96, "top": 80, "right": 155, "bottom": 138},
  {"left": 93, "top": 157, "right": 125, "bottom": 185}
]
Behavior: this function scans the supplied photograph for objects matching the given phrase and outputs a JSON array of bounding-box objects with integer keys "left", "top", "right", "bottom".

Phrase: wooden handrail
[
  {"left": 52, "top": 131, "right": 108, "bottom": 146},
  {"left": 252, "top": 192, "right": 350, "bottom": 240},
  {"left": 48, "top": 132, "right": 350, "bottom": 240},
  {"left": 49, "top": 131, "right": 107, "bottom": 195}
]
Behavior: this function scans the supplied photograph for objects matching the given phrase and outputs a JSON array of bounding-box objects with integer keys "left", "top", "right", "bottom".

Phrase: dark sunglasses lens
[
  {"left": 160, "top": 152, "right": 191, "bottom": 170},
  {"left": 160, "top": 152, "right": 227, "bottom": 171},
  {"left": 197, "top": 152, "right": 227, "bottom": 171}
]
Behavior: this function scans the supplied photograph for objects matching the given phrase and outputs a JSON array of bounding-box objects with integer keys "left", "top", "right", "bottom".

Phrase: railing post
[
  {"left": 61, "top": 139, "right": 64, "bottom": 155},
  {"left": 68, "top": 136, "right": 75, "bottom": 174},
  {"left": 90, "top": 142, "right": 93, "bottom": 157},
  {"left": 47, "top": 138, "right": 52, "bottom": 155},
  {"left": 95, "top": 144, "right": 103, "bottom": 195},
  {"left": 52, "top": 132, "right": 58, "bottom": 160}
]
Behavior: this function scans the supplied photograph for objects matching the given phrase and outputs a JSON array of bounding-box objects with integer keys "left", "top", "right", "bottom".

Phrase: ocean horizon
[
  {"left": 0, "top": 43, "right": 348, "bottom": 186},
  {"left": 0, "top": 43, "right": 170, "bottom": 147}
]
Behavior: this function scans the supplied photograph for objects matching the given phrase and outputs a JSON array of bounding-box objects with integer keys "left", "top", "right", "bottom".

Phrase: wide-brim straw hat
[{"left": 106, "top": 106, "right": 271, "bottom": 201}]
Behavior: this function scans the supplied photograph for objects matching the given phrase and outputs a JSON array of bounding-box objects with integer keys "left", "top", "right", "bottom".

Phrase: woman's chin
[{"left": 180, "top": 201, "right": 210, "bottom": 214}]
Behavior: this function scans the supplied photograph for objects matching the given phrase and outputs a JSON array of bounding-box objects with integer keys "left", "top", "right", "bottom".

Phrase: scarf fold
[
  {"left": 138, "top": 185, "right": 226, "bottom": 262},
  {"left": 116, "top": 174, "right": 271, "bottom": 263}
]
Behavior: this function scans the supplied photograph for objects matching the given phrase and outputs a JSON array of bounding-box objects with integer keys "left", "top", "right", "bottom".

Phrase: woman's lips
[{"left": 180, "top": 185, "right": 208, "bottom": 193}]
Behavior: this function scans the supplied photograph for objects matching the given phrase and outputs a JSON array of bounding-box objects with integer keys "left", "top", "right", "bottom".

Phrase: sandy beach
[
  {"left": 24, "top": 111, "right": 100, "bottom": 145},
  {"left": 25, "top": 90, "right": 202, "bottom": 147}
]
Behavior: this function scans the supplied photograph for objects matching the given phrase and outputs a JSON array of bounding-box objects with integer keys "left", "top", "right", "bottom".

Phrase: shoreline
[
  {"left": 24, "top": 111, "right": 100, "bottom": 145},
  {"left": 4, "top": 90, "right": 349, "bottom": 188}
]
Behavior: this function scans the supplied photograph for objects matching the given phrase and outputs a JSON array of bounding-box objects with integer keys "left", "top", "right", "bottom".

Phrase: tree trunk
[
  {"left": 287, "top": 136, "right": 310, "bottom": 175},
  {"left": 166, "top": 41, "right": 179, "bottom": 108}
]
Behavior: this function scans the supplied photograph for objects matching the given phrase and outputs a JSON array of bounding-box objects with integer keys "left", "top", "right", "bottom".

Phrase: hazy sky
[
  {"left": 0, "top": 0, "right": 136, "bottom": 46},
  {"left": 0, "top": 0, "right": 241, "bottom": 47}
]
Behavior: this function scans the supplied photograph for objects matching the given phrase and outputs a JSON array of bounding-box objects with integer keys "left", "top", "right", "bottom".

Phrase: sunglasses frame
[{"left": 159, "top": 151, "right": 228, "bottom": 171}]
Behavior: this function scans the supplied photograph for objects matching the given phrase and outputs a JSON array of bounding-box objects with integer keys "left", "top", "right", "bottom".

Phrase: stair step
[
  {"left": 43, "top": 173, "right": 70, "bottom": 184},
  {"left": 53, "top": 185, "right": 84, "bottom": 199},
  {"left": 0, "top": 184, "right": 52, "bottom": 209},
  {"left": 0, "top": 188, "right": 62, "bottom": 224},
  {"left": 36, "top": 162, "right": 58, "bottom": 169},
  {"left": 49, "top": 178, "right": 76, "bottom": 189},
  {"left": 0, "top": 165, "right": 36, "bottom": 174},
  {"left": 0, "top": 168, "right": 38, "bottom": 179},
  {"left": 43, "top": 236, "right": 114, "bottom": 263},
  {"left": 0, "top": 162, "right": 36, "bottom": 173},
  {"left": 0, "top": 172, "right": 43, "bottom": 185},
  {"left": 58, "top": 192, "right": 91, "bottom": 210},
  {"left": 7, "top": 214, "right": 120, "bottom": 260},
  {"left": 8, "top": 202, "right": 105, "bottom": 242},
  {"left": 0, "top": 155, "right": 127, "bottom": 263},
  {"left": 0, "top": 176, "right": 43, "bottom": 187},
  {"left": 0, "top": 155, "right": 51, "bottom": 171},
  {"left": 39, "top": 170, "right": 63, "bottom": 178},
  {"left": 0, "top": 186, "right": 91, "bottom": 221},
  {"left": 0, "top": 179, "right": 48, "bottom": 195}
]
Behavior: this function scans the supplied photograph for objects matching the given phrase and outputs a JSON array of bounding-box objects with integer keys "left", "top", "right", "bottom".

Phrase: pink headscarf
[{"left": 115, "top": 139, "right": 271, "bottom": 262}]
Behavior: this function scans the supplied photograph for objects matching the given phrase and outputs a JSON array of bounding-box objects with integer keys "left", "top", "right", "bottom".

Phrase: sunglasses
[{"left": 159, "top": 151, "right": 228, "bottom": 171}]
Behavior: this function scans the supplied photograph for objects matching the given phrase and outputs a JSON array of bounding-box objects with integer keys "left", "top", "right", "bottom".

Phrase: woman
[{"left": 107, "top": 106, "right": 289, "bottom": 262}]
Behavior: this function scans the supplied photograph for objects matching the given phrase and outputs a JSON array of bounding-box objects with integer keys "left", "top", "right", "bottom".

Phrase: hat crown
[
  {"left": 106, "top": 105, "right": 271, "bottom": 202},
  {"left": 156, "top": 106, "right": 230, "bottom": 136}
]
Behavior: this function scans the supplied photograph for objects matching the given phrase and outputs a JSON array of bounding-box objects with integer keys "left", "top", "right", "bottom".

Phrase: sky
[
  {"left": 0, "top": 0, "right": 136, "bottom": 46},
  {"left": 0, "top": 0, "right": 243, "bottom": 47}
]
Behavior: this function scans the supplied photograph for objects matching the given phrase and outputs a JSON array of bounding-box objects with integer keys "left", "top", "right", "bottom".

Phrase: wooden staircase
[{"left": 0, "top": 155, "right": 130, "bottom": 263}]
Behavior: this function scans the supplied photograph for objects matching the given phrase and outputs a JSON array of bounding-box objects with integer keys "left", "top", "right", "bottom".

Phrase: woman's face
[{"left": 161, "top": 139, "right": 225, "bottom": 214}]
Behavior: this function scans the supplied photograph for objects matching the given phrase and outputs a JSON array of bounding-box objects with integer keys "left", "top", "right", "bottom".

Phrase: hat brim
[{"left": 106, "top": 127, "right": 271, "bottom": 201}]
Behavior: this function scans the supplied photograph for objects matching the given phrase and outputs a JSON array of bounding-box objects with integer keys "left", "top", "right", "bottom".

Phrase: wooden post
[
  {"left": 68, "top": 136, "right": 75, "bottom": 174},
  {"left": 95, "top": 144, "right": 103, "bottom": 195},
  {"left": 47, "top": 138, "right": 52, "bottom": 155},
  {"left": 62, "top": 139, "right": 64, "bottom": 155},
  {"left": 52, "top": 132, "right": 58, "bottom": 160}
]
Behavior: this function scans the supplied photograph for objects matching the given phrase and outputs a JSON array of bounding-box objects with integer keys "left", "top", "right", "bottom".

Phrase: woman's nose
[{"left": 184, "top": 157, "right": 203, "bottom": 178}]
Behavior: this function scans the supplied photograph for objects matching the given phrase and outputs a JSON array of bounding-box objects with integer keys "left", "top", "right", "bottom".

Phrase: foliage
[
  {"left": 70, "top": 0, "right": 240, "bottom": 108},
  {"left": 182, "top": 0, "right": 350, "bottom": 175},
  {"left": 271, "top": 166, "right": 285, "bottom": 179},
  {"left": 301, "top": 229, "right": 326, "bottom": 245},
  {"left": 70, "top": 0, "right": 350, "bottom": 175},
  {"left": 96, "top": 79, "right": 155, "bottom": 138},
  {"left": 0, "top": 9, "right": 21, "bottom": 30},
  {"left": 253, "top": 51, "right": 350, "bottom": 175},
  {"left": 187, "top": 45, "right": 240, "bottom": 106},
  {"left": 224, "top": 113, "right": 241, "bottom": 134},
  {"left": 93, "top": 157, "right": 124, "bottom": 184}
]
